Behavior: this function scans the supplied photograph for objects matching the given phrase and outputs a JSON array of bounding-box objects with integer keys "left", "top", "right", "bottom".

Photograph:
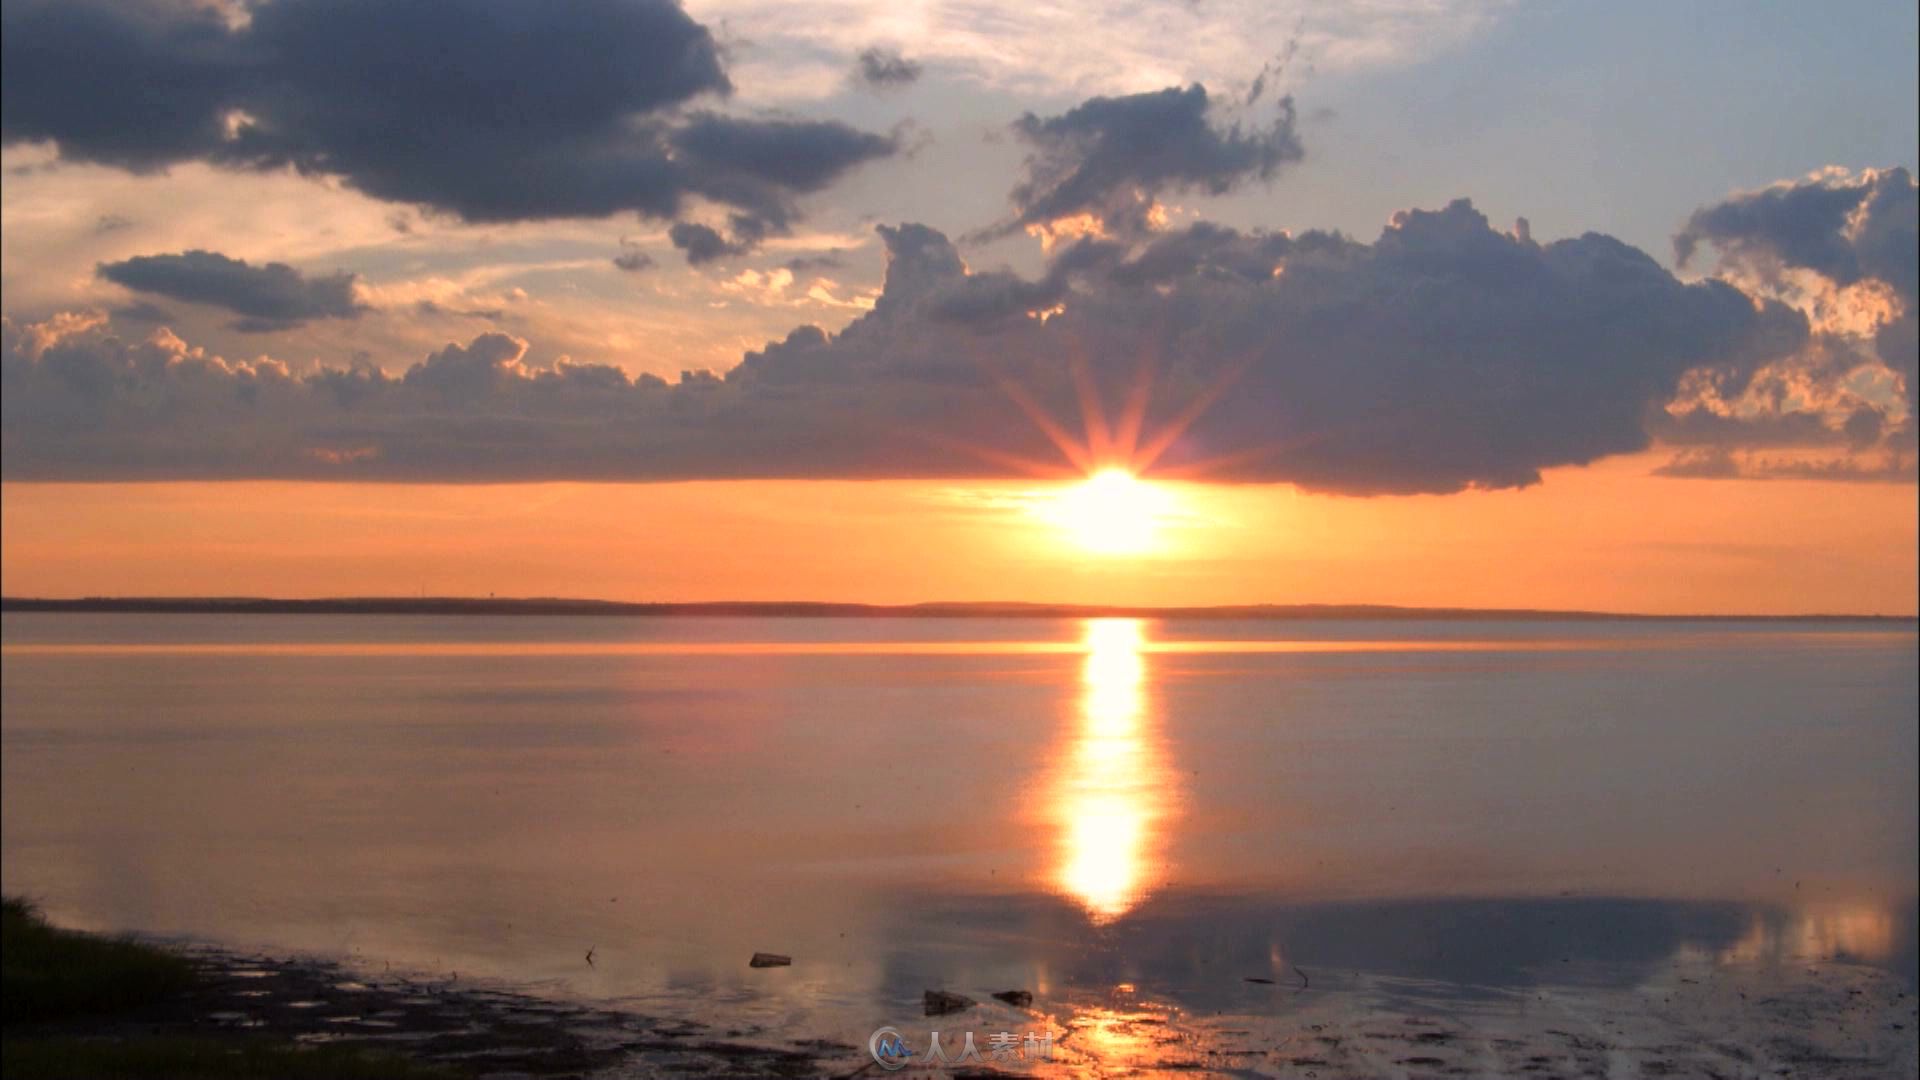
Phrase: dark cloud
[
  {"left": 612, "top": 246, "right": 656, "bottom": 273},
  {"left": 96, "top": 250, "right": 364, "bottom": 331},
  {"left": 1660, "top": 167, "right": 1916, "bottom": 478},
  {"left": 1655, "top": 447, "right": 1915, "bottom": 484},
  {"left": 784, "top": 251, "right": 846, "bottom": 274},
  {"left": 4, "top": 201, "right": 1819, "bottom": 491},
  {"left": 414, "top": 300, "right": 507, "bottom": 322},
  {"left": 665, "top": 114, "right": 897, "bottom": 257},
  {"left": 1, "top": 0, "right": 245, "bottom": 170},
  {"left": 1106, "top": 220, "right": 1306, "bottom": 286},
  {"left": 1681, "top": 168, "right": 1917, "bottom": 412},
  {"left": 1000, "top": 83, "right": 1303, "bottom": 234},
  {"left": 108, "top": 300, "right": 174, "bottom": 324},
  {"left": 1675, "top": 167, "right": 1917, "bottom": 305},
  {"left": 854, "top": 47, "right": 922, "bottom": 90},
  {"left": 669, "top": 222, "right": 752, "bottom": 265},
  {"left": 2, "top": 0, "right": 895, "bottom": 249},
  {"left": 1651, "top": 406, "right": 1854, "bottom": 450},
  {"left": 672, "top": 113, "right": 898, "bottom": 195},
  {"left": 1244, "top": 39, "right": 1298, "bottom": 108}
]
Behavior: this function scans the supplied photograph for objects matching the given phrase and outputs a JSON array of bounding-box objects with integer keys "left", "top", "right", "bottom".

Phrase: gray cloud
[
  {"left": 414, "top": 300, "right": 508, "bottom": 322},
  {"left": 107, "top": 300, "right": 174, "bottom": 324},
  {"left": 854, "top": 47, "right": 922, "bottom": 90},
  {"left": 1662, "top": 167, "right": 1917, "bottom": 477},
  {"left": 4, "top": 200, "right": 1817, "bottom": 491},
  {"left": 1655, "top": 447, "right": 1916, "bottom": 484},
  {"left": 1675, "top": 168, "right": 1915, "bottom": 402},
  {"left": 1000, "top": 83, "right": 1303, "bottom": 234},
  {"left": 2, "top": 0, "right": 895, "bottom": 250},
  {"left": 612, "top": 245, "right": 656, "bottom": 273},
  {"left": 1, "top": 0, "right": 245, "bottom": 171},
  {"left": 1675, "top": 167, "right": 1917, "bottom": 306},
  {"left": 784, "top": 251, "right": 846, "bottom": 274},
  {"left": 669, "top": 222, "right": 753, "bottom": 265},
  {"left": 97, "top": 250, "right": 364, "bottom": 331}
]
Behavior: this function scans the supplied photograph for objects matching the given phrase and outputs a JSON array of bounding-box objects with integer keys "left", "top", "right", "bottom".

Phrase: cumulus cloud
[
  {"left": 854, "top": 47, "right": 922, "bottom": 90},
  {"left": 1, "top": 0, "right": 896, "bottom": 250},
  {"left": 96, "top": 250, "right": 364, "bottom": 331},
  {"left": 998, "top": 83, "right": 1303, "bottom": 236},
  {"left": 3, "top": 200, "right": 1815, "bottom": 491},
  {"left": 1663, "top": 167, "right": 1916, "bottom": 478},
  {"left": 1675, "top": 167, "right": 1916, "bottom": 306}
]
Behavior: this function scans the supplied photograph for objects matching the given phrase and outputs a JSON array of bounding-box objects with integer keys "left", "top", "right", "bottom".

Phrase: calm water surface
[{"left": 3, "top": 613, "right": 1915, "bottom": 1046}]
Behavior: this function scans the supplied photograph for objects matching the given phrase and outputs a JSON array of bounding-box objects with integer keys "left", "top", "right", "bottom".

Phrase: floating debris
[
  {"left": 749, "top": 952, "right": 791, "bottom": 968},
  {"left": 992, "top": 990, "right": 1033, "bottom": 1007}
]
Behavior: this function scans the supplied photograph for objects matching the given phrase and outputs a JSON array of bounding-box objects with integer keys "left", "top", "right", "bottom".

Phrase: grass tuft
[
  {"left": 1, "top": 1036, "right": 461, "bottom": 1079},
  {"left": 2, "top": 899, "right": 466, "bottom": 1077},
  {"left": 2, "top": 898, "right": 196, "bottom": 1024}
]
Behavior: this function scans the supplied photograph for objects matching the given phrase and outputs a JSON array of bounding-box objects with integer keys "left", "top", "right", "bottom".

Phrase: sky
[{"left": 2, "top": 0, "right": 1916, "bottom": 613}]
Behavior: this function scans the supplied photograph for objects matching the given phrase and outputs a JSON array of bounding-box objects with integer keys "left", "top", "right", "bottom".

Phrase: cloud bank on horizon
[{"left": 1, "top": 0, "right": 1914, "bottom": 491}]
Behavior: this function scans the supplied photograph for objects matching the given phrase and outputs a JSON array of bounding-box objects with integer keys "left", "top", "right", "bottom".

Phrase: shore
[
  {"left": 4, "top": 942, "right": 849, "bottom": 1078},
  {"left": 6, "top": 913, "right": 1914, "bottom": 1078}
]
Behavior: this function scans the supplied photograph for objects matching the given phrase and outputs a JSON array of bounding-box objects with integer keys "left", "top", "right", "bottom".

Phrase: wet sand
[
  {"left": 25, "top": 942, "right": 845, "bottom": 1078},
  {"left": 1023, "top": 961, "right": 1917, "bottom": 1078},
  {"left": 32, "top": 938, "right": 1912, "bottom": 1079}
]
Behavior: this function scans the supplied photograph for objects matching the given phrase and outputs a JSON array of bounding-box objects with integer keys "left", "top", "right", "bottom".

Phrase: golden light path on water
[
  {"left": 7, "top": 630, "right": 1904, "bottom": 658},
  {"left": 1051, "top": 618, "right": 1180, "bottom": 923}
]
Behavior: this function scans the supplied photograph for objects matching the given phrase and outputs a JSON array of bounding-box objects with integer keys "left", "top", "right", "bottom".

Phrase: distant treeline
[{"left": 1, "top": 597, "right": 1911, "bottom": 623}]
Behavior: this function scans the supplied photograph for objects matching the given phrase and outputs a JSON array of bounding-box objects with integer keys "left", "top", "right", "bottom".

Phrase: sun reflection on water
[{"left": 1052, "top": 618, "right": 1179, "bottom": 923}]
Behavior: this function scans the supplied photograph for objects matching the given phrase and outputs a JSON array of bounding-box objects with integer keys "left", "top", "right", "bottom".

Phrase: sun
[{"left": 1044, "top": 468, "right": 1175, "bottom": 556}]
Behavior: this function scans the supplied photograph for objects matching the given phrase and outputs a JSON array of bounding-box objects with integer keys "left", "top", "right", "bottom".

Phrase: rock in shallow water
[{"left": 924, "top": 990, "right": 974, "bottom": 1016}]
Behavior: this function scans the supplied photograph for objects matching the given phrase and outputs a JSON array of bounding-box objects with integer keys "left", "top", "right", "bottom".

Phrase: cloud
[
  {"left": 0, "top": 0, "right": 246, "bottom": 171},
  {"left": 784, "top": 251, "right": 846, "bottom": 274},
  {"left": 666, "top": 112, "right": 897, "bottom": 247},
  {"left": 682, "top": 0, "right": 1502, "bottom": 102},
  {"left": 96, "top": 249, "right": 364, "bottom": 331},
  {"left": 670, "top": 222, "right": 753, "bottom": 265},
  {"left": 1675, "top": 167, "right": 1917, "bottom": 306},
  {"left": 1661, "top": 167, "right": 1916, "bottom": 478},
  {"left": 998, "top": 83, "right": 1303, "bottom": 235},
  {"left": 1, "top": 0, "right": 896, "bottom": 251},
  {"left": 1654, "top": 447, "right": 1916, "bottom": 484},
  {"left": 108, "top": 300, "right": 174, "bottom": 324},
  {"left": 612, "top": 243, "right": 656, "bottom": 273},
  {"left": 854, "top": 47, "right": 922, "bottom": 90},
  {"left": 3, "top": 199, "right": 1819, "bottom": 491}
]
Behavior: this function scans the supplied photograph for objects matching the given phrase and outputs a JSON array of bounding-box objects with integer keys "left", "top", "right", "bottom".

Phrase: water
[{"left": 3, "top": 613, "right": 1915, "bottom": 1058}]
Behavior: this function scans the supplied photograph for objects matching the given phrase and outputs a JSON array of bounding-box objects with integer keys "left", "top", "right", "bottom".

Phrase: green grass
[
  {"left": 1, "top": 1037, "right": 460, "bottom": 1079},
  {"left": 1, "top": 898, "right": 196, "bottom": 1024}
]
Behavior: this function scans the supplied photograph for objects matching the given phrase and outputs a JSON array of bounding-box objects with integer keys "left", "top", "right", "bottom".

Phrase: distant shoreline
[{"left": 2, "top": 596, "right": 1912, "bottom": 622}]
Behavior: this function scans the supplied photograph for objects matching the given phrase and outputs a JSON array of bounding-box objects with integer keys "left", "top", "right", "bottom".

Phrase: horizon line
[{"left": 2, "top": 596, "right": 1914, "bottom": 623}]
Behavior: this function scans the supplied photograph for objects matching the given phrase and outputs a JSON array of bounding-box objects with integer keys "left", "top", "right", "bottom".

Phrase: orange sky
[{"left": 3, "top": 452, "right": 1913, "bottom": 615}]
